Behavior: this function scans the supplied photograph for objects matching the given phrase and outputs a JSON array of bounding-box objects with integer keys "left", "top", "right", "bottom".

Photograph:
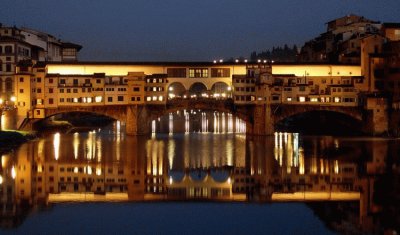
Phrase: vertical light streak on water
[
  {"left": 37, "top": 139, "right": 44, "bottom": 159},
  {"left": 279, "top": 132, "right": 283, "bottom": 167},
  {"left": 86, "top": 131, "right": 93, "bottom": 160},
  {"left": 325, "top": 159, "right": 330, "bottom": 174},
  {"left": 221, "top": 112, "right": 226, "bottom": 133},
  {"left": 151, "top": 120, "right": 156, "bottom": 134},
  {"left": 146, "top": 140, "right": 152, "bottom": 175},
  {"left": 228, "top": 113, "right": 233, "bottom": 133},
  {"left": 169, "top": 113, "right": 173, "bottom": 136},
  {"left": 96, "top": 134, "right": 102, "bottom": 163},
  {"left": 158, "top": 141, "right": 164, "bottom": 176},
  {"left": 274, "top": 132, "right": 279, "bottom": 161},
  {"left": 287, "top": 133, "right": 292, "bottom": 174},
  {"left": 201, "top": 112, "right": 207, "bottom": 133},
  {"left": 311, "top": 157, "right": 318, "bottom": 174},
  {"left": 299, "top": 147, "right": 305, "bottom": 174},
  {"left": 213, "top": 112, "right": 217, "bottom": 133},
  {"left": 73, "top": 132, "right": 79, "bottom": 159},
  {"left": 320, "top": 159, "right": 324, "bottom": 174},
  {"left": 152, "top": 141, "right": 158, "bottom": 175},
  {"left": 249, "top": 140, "right": 254, "bottom": 175},
  {"left": 168, "top": 138, "right": 175, "bottom": 170},
  {"left": 53, "top": 133, "right": 60, "bottom": 160},
  {"left": 185, "top": 110, "right": 190, "bottom": 134},
  {"left": 116, "top": 121, "right": 121, "bottom": 161},
  {"left": 293, "top": 133, "right": 299, "bottom": 167},
  {"left": 334, "top": 160, "right": 339, "bottom": 174},
  {"left": 184, "top": 134, "right": 190, "bottom": 168}
]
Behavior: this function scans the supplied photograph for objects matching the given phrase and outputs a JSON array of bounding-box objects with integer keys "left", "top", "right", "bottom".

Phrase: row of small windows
[
  {"left": 235, "top": 87, "right": 255, "bottom": 92},
  {"left": 167, "top": 68, "right": 230, "bottom": 78}
]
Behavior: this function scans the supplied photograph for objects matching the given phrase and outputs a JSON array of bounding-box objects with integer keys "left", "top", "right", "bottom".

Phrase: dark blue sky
[{"left": 1, "top": 0, "right": 400, "bottom": 61}]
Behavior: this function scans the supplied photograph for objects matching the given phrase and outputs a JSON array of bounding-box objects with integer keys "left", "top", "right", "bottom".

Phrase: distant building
[{"left": 0, "top": 23, "right": 82, "bottom": 101}]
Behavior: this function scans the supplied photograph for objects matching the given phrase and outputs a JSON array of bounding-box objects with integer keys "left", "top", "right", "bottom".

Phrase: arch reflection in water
[
  {"left": 2, "top": 124, "right": 398, "bottom": 234},
  {"left": 153, "top": 110, "right": 246, "bottom": 134}
]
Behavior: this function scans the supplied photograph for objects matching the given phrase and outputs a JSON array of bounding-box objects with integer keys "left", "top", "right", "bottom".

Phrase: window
[
  {"left": 108, "top": 97, "right": 113, "bottom": 102},
  {"left": 60, "top": 79, "right": 65, "bottom": 84},
  {"left": 211, "top": 68, "right": 230, "bottom": 77},
  {"left": 49, "top": 88, "right": 54, "bottom": 93},
  {"left": 49, "top": 98, "right": 54, "bottom": 104},
  {"left": 5, "top": 77, "right": 12, "bottom": 92},
  {"left": 73, "top": 89, "right": 78, "bottom": 93},
  {"left": 189, "top": 68, "right": 208, "bottom": 78},
  {"left": 133, "top": 87, "right": 140, "bottom": 92},
  {"left": 19, "top": 89, "right": 24, "bottom": 93},
  {"left": 96, "top": 79, "right": 101, "bottom": 84},
  {"left": 6, "top": 63, "right": 11, "bottom": 72},
  {"left": 73, "top": 79, "right": 78, "bottom": 85},
  {"left": 5, "top": 46, "right": 12, "bottom": 53},
  {"left": 60, "top": 88, "right": 64, "bottom": 93},
  {"left": 49, "top": 78, "right": 53, "bottom": 83},
  {"left": 19, "top": 77, "right": 24, "bottom": 82},
  {"left": 167, "top": 68, "right": 186, "bottom": 77},
  {"left": 60, "top": 98, "right": 64, "bottom": 102},
  {"left": 37, "top": 77, "right": 42, "bottom": 83},
  {"left": 118, "top": 96, "right": 124, "bottom": 101}
]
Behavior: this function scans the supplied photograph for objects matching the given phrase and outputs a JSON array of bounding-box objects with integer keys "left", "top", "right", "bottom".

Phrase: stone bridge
[{"left": 21, "top": 100, "right": 385, "bottom": 135}]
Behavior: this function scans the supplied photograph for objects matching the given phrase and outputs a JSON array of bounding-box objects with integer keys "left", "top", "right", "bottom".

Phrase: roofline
[
  {"left": 44, "top": 61, "right": 253, "bottom": 66},
  {"left": 44, "top": 61, "right": 360, "bottom": 67}
]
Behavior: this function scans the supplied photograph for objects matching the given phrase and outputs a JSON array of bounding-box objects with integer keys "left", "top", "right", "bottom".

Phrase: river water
[{"left": 1, "top": 111, "right": 399, "bottom": 234}]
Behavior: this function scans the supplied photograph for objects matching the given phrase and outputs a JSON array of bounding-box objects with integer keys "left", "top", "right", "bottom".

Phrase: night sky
[{"left": 1, "top": 0, "right": 400, "bottom": 61}]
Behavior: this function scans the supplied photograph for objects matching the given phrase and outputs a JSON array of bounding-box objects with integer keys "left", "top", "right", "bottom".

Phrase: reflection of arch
[
  {"left": 168, "top": 82, "right": 186, "bottom": 98},
  {"left": 189, "top": 82, "right": 207, "bottom": 96}
]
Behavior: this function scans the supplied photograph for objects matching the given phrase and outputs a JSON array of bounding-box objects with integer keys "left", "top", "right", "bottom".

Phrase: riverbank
[{"left": 0, "top": 130, "right": 36, "bottom": 155}]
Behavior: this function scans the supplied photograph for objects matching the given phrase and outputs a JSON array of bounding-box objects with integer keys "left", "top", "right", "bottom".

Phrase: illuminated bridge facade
[{"left": 14, "top": 62, "right": 388, "bottom": 135}]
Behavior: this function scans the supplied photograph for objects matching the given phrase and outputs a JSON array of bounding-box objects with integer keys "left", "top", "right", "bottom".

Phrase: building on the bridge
[{"left": 0, "top": 23, "right": 82, "bottom": 102}]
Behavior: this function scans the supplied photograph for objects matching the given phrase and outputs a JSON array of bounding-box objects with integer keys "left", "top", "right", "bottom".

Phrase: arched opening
[
  {"left": 167, "top": 82, "right": 186, "bottom": 99},
  {"left": 34, "top": 111, "right": 115, "bottom": 133},
  {"left": 210, "top": 82, "right": 232, "bottom": 99},
  {"left": 150, "top": 109, "right": 247, "bottom": 134},
  {"left": 189, "top": 82, "right": 207, "bottom": 98},
  {"left": 276, "top": 110, "right": 363, "bottom": 136}
]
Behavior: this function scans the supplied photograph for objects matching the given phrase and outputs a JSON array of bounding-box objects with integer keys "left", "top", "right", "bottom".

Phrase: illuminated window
[
  {"left": 158, "top": 96, "right": 163, "bottom": 101},
  {"left": 146, "top": 96, "right": 151, "bottom": 101},
  {"left": 211, "top": 68, "right": 230, "bottom": 77},
  {"left": 152, "top": 96, "right": 157, "bottom": 101},
  {"left": 299, "top": 96, "right": 306, "bottom": 102},
  {"left": 334, "top": 97, "right": 340, "bottom": 103},
  {"left": 95, "top": 96, "right": 102, "bottom": 102},
  {"left": 189, "top": 68, "right": 208, "bottom": 78},
  {"left": 287, "top": 97, "right": 292, "bottom": 102},
  {"left": 310, "top": 97, "right": 318, "bottom": 102}
]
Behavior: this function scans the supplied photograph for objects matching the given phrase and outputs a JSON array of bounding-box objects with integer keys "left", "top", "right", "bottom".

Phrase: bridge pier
[
  {"left": 363, "top": 97, "right": 389, "bottom": 136},
  {"left": 125, "top": 105, "right": 150, "bottom": 135},
  {"left": 251, "top": 104, "right": 275, "bottom": 136}
]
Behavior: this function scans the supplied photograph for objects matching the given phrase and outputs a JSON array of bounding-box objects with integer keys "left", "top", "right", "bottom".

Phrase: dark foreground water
[
  {"left": 10, "top": 203, "right": 332, "bottom": 235},
  {"left": 1, "top": 119, "right": 399, "bottom": 234}
]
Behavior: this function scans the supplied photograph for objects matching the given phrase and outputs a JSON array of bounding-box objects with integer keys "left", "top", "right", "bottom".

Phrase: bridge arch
[
  {"left": 189, "top": 82, "right": 208, "bottom": 97},
  {"left": 274, "top": 108, "right": 364, "bottom": 135},
  {"left": 167, "top": 82, "right": 187, "bottom": 99}
]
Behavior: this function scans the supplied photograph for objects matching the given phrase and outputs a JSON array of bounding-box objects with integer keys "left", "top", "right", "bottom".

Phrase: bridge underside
[{"left": 20, "top": 102, "right": 387, "bottom": 136}]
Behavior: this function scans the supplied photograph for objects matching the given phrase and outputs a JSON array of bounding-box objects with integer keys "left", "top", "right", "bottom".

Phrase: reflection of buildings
[
  {"left": 2, "top": 129, "right": 400, "bottom": 233},
  {"left": 232, "top": 133, "right": 361, "bottom": 202}
]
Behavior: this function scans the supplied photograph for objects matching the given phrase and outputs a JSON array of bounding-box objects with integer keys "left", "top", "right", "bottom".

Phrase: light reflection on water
[{"left": 0, "top": 115, "right": 399, "bottom": 234}]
